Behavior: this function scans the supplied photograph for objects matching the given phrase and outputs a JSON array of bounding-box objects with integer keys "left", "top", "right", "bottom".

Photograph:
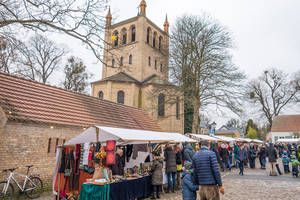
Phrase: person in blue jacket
[
  {"left": 236, "top": 144, "right": 247, "bottom": 175},
  {"left": 181, "top": 161, "right": 198, "bottom": 200}
]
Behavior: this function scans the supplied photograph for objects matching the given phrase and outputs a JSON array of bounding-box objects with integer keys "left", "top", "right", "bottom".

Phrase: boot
[
  {"left": 171, "top": 186, "right": 175, "bottom": 193},
  {"left": 156, "top": 192, "right": 160, "bottom": 199},
  {"left": 150, "top": 193, "right": 156, "bottom": 199}
]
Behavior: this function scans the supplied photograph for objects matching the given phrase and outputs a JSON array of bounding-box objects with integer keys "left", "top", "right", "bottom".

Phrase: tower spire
[
  {"left": 139, "top": 0, "right": 147, "bottom": 16},
  {"left": 106, "top": 7, "right": 112, "bottom": 27},
  {"left": 164, "top": 14, "right": 169, "bottom": 33}
]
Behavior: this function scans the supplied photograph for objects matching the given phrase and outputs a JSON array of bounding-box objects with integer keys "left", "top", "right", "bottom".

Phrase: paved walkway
[{"left": 30, "top": 161, "right": 300, "bottom": 200}]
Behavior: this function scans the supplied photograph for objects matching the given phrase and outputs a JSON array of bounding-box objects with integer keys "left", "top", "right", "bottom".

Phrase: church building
[{"left": 91, "top": 0, "right": 184, "bottom": 133}]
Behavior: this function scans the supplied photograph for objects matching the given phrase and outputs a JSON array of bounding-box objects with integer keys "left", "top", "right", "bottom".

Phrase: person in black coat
[
  {"left": 111, "top": 149, "right": 125, "bottom": 175},
  {"left": 268, "top": 143, "right": 278, "bottom": 175},
  {"left": 164, "top": 144, "right": 177, "bottom": 193},
  {"left": 220, "top": 144, "right": 231, "bottom": 172},
  {"left": 258, "top": 146, "right": 267, "bottom": 169}
]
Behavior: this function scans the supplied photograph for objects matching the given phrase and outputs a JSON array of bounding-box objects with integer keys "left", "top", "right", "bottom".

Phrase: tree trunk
[{"left": 192, "top": 96, "right": 200, "bottom": 134}]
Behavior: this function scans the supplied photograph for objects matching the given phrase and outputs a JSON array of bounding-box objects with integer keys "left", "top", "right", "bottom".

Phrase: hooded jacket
[
  {"left": 151, "top": 158, "right": 163, "bottom": 185},
  {"left": 182, "top": 171, "right": 198, "bottom": 200},
  {"left": 183, "top": 143, "right": 196, "bottom": 163}
]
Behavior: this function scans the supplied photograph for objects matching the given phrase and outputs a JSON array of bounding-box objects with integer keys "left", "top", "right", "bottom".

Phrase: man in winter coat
[
  {"left": 248, "top": 144, "right": 256, "bottom": 169},
  {"left": 164, "top": 144, "right": 177, "bottom": 193},
  {"left": 192, "top": 141, "right": 224, "bottom": 200},
  {"left": 236, "top": 144, "right": 247, "bottom": 175},
  {"left": 181, "top": 161, "right": 198, "bottom": 200},
  {"left": 183, "top": 142, "right": 196, "bottom": 163},
  {"left": 268, "top": 142, "right": 278, "bottom": 176}
]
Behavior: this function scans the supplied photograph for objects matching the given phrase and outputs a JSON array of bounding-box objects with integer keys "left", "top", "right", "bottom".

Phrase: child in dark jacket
[
  {"left": 182, "top": 161, "right": 198, "bottom": 200},
  {"left": 282, "top": 151, "right": 290, "bottom": 173}
]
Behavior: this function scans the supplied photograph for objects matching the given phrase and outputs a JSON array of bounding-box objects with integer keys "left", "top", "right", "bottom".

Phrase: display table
[{"left": 79, "top": 175, "right": 152, "bottom": 200}]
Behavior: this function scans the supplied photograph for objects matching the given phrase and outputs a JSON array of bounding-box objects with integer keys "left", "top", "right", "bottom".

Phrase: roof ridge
[{"left": 0, "top": 72, "right": 146, "bottom": 112}]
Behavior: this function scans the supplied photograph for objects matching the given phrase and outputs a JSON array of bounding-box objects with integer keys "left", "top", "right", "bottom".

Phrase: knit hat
[
  {"left": 184, "top": 161, "right": 193, "bottom": 170},
  {"left": 269, "top": 142, "right": 273, "bottom": 146},
  {"left": 283, "top": 151, "right": 287, "bottom": 155}
]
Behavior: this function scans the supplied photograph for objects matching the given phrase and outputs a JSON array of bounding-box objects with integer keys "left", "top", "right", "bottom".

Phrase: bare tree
[
  {"left": 15, "top": 34, "right": 66, "bottom": 83},
  {"left": 0, "top": 35, "right": 23, "bottom": 73},
  {"left": 63, "top": 56, "right": 92, "bottom": 94},
  {"left": 169, "top": 15, "right": 245, "bottom": 133},
  {"left": 0, "top": 0, "right": 108, "bottom": 61},
  {"left": 247, "top": 68, "right": 300, "bottom": 129}
]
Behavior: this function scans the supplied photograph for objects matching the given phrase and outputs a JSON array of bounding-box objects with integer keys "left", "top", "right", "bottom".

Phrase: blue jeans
[
  {"left": 239, "top": 161, "right": 244, "bottom": 175},
  {"left": 167, "top": 172, "right": 176, "bottom": 190},
  {"left": 261, "top": 158, "right": 266, "bottom": 168},
  {"left": 283, "top": 164, "right": 290, "bottom": 173},
  {"left": 221, "top": 160, "right": 232, "bottom": 171}
]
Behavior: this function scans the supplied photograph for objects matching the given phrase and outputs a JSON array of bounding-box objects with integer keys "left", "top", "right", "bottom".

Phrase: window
[
  {"left": 122, "top": 28, "right": 127, "bottom": 45},
  {"left": 131, "top": 27, "right": 136, "bottom": 42},
  {"left": 155, "top": 60, "right": 157, "bottom": 69},
  {"left": 158, "top": 93, "right": 165, "bottom": 117},
  {"left": 159, "top": 36, "right": 162, "bottom": 50},
  {"left": 129, "top": 55, "right": 132, "bottom": 64},
  {"left": 117, "top": 91, "right": 125, "bottom": 104},
  {"left": 148, "top": 56, "right": 151, "bottom": 66},
  {"left": 147, "top": 27, "right": 151, "bottom": 44},
  {"left": 112, "top": 59, "right": 115, "bottom": 67},
  {"left": 160, "top": 64, "right": 163, "bottom": 72},
  {"left": 120, "top": 57, "right": 123, "bottom": 66},
  {"left": 176, "top": 97, "right": 180, "bottom": 119},
  {"left": 153, "top": 32, "right": 157, "bottom": 48},
  {"left": 113, "top": 31, "right": 119, "bottom": 46},
  {"left": 47, "top": 138, "right": 51, "bottom": 153},
  {"left": 98, "top": 91, "right": 104, "bottom": 100}
]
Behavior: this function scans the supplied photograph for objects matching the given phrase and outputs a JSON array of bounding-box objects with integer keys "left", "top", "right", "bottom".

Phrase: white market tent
[
  {"left": 190, "top": 134, "right": 219, "bottom": 141},
  {"left": 212, "top": 135, "right": 236, "bottom": 142},
  {"left": 236, "top": 138, "right": 252, "bottom": 143},
  {"left": 166, "top": 133, "right": 197, "bottom": 143},
  {"left": 276, "top": 138, "right": 300, "bottom": 143},
  {"left": 65, "top": 126, "right": 195, "bottom": 146},
  {"left": 252, "top": 139, "right": 263, "bottom": 143}
]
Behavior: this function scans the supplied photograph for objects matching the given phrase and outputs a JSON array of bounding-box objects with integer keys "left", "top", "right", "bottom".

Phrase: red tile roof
[
  {"left": 271, "top": 115, "right": 300, "bottom": 132},
  {"left": 0, "top": 72, "right": 162, "bottom": 131}
]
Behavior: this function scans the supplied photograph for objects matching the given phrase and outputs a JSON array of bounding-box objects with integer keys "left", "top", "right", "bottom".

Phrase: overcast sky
[{"left": 51, "top": 0, "right": 300, "bottom": 126}]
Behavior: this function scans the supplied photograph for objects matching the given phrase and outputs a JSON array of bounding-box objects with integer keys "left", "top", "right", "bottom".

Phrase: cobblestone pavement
[{"left": 34, "top": 161, "right": 300, "bottom": 200}]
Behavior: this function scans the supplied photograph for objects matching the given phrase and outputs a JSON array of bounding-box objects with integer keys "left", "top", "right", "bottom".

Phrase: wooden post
[{"left": 96, "top": 127, "right": 99, "bottom": 142}]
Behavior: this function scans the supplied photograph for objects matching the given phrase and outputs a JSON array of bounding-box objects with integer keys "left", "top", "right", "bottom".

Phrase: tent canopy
[
  {"left": 190, "top": 134, "right": 219, "bottom": 141},
  {"left": 65, "top": 126, "right": 195, "bottom": 145},
  {"left": 276, "top": 138, "right": 300, "bottom": 143},
  {"left": 252, "top": 139, "right": 263, "bottom": 143},
  {"left": 212, "top": 135, "right": 236, "bottom": 142}
]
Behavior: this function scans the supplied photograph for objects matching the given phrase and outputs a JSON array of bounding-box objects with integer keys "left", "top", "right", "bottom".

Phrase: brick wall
[{"left": 0, "top": 121, "right": 82, "bottom": 188}]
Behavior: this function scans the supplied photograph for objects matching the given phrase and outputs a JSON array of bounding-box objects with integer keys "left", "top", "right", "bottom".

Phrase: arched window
[
  {"left": 113, "top": 31, "right": 119, "bottom": 46},
  {"left": 131, "top": 26, "right": 136, "bottom": 42},
  {"left": 153, "top": 32, "right": 157, "bottom": 48},
  {"left": 159, "top": 36, "right": 162, "bottom": 50},
  {"left": 158, "top": 93, "right": 165, "bottom": 117},
  {"left": 148, "top": 56, "right": 151, "bottom": 66},
  {"left": 160, "top": 64, "right": 163, "bottom": 72},
  {"left": 112, "top": 59, "right": 115, "bottom": 67},
  {"left": 129, "top": 55, "right": 132, "bottom": 64},
  {"left": 155, "top": 60, "right": 157, "bottom": 69},
  {"left": 121, "top": 28, "right": 127, "bottom": 45},
  {"left": 176, "top": 97, "right": 180, "bottom": 119},
  {"left": 117, "top": 91, "right": 125, "bottom": 104},
  {"left": 120, "top": 57, "right": 123, "bottom": 66},
  {"left": 98, "top": 91, "right": 104, "bottom": 100},
  {"left": 147, "top": 27, "right": 151, "bottom": 44}
]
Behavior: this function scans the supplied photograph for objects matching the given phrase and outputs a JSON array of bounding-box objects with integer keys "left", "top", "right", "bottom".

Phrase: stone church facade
[{"left": 91, "top": 0, "right": 184, "bottom": 133}]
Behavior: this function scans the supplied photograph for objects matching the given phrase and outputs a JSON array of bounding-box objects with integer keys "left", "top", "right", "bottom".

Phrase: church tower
[{"left": 92, "top": 1, "right": 184, "bottom": 133}]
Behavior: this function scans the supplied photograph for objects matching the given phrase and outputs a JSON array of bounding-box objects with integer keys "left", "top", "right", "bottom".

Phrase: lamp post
[{"left": 210, "top": 121, "right": 217, "bottom": 136}]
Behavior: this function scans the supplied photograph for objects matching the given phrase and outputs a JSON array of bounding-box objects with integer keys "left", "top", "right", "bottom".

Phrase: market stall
[
  {"left": 53, "top": 126, "right": 194, "bottom": 200},
  {"left": 212, "top": 135, "right": 236, "bottom": 142},
  {"left": 189, "top": 134, "right": 220, "bottom": 142},
  {"left": 276, "top": 138, "right": 300, "bottom": 143}
]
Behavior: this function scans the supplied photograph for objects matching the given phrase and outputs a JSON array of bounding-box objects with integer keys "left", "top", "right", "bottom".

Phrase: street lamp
[{"left": 210, "top": 121, "right": 217, "bottom": 136}]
